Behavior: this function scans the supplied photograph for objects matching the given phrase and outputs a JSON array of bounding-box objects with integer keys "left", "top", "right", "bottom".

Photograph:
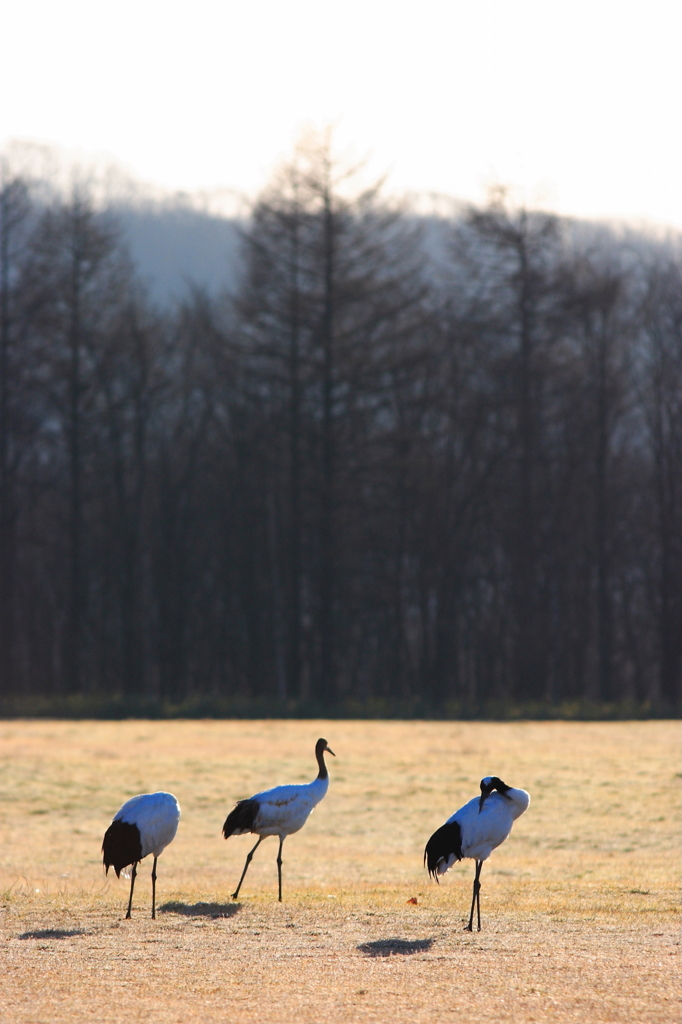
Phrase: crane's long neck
[
  {"left": 507, "top": 787, "right": 530, "bottom": 819},
  {"left": 316, "top": 746, "right": 328, "bottom": 780}
]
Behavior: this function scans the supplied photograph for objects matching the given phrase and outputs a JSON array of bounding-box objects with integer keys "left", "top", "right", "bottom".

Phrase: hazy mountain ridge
[{"left": 113, "top": 201, "right": 243, "bottom": 302}]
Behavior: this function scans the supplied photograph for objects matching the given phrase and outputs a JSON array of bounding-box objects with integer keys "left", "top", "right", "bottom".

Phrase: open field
[{"left": 0, "top": 719, "right": 679, "bottom": 1023}]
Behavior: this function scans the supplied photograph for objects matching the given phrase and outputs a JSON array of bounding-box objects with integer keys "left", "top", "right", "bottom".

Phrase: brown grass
[{"left": 0, "top": 719, "right": 679, "bottom": 1023}]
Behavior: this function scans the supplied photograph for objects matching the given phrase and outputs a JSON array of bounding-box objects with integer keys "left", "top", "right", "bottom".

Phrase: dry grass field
[{"left": 0, "top": 719, "right": 679, "bottom": 1024}]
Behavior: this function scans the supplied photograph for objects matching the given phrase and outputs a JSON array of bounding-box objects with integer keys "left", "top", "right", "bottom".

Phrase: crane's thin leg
[
  {"left": 467, "top": 860, "right": 483, "bottom": 932},
  {"left": 232, "top": 836, "right": 264, "bottom": 900},
  {"left": 476, "top": 860, "right": 482, "bottom": 931},
  {"left": 125, "top": 862, "right": 138, "bottom": 919},
  {"left": 151, "top": 856, "right": 158, "bottom": 920},
  {"left": 276, "top": 837, "right": 284, "bottom": 902}
]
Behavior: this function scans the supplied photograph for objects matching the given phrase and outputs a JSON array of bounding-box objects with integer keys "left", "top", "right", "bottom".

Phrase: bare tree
[
  {"left": 24, "top": 188, "right": 134, "bottom": 693},
  {"left": 642, "top": 252, "right": 682, "bottom": 705},
  {"left": 455, "top": 197, "right": 561, "bottom": 700},
  {"left": 0, "top": 168, "right": 32, "bottom": 695},
  {"left": 237, "top": 133, "right": 428, "bottom": 703}
]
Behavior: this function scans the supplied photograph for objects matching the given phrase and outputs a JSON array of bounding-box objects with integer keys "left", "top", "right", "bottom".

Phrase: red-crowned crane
[
  {"left": 222, "top": 737, "right": 335, "bottom": 901},
  {"left": 102, "top": 791, "right": 181, "bottom": 919},
  {"left": 424, "top": 776, "right": 530, "bottom": 931}
]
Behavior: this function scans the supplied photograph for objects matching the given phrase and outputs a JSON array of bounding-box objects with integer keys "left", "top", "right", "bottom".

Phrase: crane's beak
[
  {"left": 326, "top": 745, "right": 336, "bottom": 757},
  {"left": 478, "top": 790, "right": 490, "bottom": 813}
]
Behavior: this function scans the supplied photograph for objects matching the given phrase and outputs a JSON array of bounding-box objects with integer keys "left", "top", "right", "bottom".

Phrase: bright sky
[{"left": 2, "top": 0, "right": 682, "bottom": 226}]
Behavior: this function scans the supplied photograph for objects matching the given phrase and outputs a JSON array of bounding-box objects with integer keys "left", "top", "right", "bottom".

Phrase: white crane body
[
  {"left": 228, "top": 778, "right": 329, "bottom": 838},
  {"left": 111, "top": 791, "right": 180, "bottom": 859}
]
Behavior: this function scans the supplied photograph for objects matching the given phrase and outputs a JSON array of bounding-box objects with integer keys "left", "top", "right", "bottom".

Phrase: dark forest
[{"left": 1, "top": 141, "right": 680, "bottom": 715}]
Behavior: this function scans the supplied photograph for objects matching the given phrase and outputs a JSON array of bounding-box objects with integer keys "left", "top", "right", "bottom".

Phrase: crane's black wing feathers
[
  {"left": 222, "top": 798, "right": 260, "bottom": 838},
  {"left": 424, "top": 821, "right": 463, "bottom": 881},
  {"left": 102, "top": 820, "right": 143, "bottom": 877}
]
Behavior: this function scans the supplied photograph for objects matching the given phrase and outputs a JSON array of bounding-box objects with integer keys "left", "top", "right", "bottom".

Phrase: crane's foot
[{"left": 231, "top": 892, "right": 239, "bottom": 901}]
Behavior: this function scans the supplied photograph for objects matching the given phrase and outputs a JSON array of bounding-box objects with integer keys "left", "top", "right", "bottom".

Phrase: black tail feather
[
  {"left": 222, "top": 798, "right": 260, "bottom": 838},
  {"left": 102, "top": 820, "right": 143, "bottom": 877},
  {"left": 424, "top": 821, "right": 463, "bottom": 881}
]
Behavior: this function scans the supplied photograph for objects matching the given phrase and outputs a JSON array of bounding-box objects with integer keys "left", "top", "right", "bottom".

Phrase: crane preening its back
[
  {"left": 222, "top": 738, "right": 335, "bottom": 902},
  {"left": 424, "top": 776, "right": 530, "bottom": 931},
  {"left": 102, "top": 791, "right": 181, "bottom": 919}
]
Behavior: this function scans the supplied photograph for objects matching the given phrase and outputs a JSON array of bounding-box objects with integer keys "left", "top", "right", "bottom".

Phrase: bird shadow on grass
[
  {"left": 358, "top": 937, "right": 435, "bottom": 958},
  {"left": 18, "top": 929, "right": 87, "bottom": 940},
  {"left": 159, "top": 901, "right": 241, "bottom": 919}
]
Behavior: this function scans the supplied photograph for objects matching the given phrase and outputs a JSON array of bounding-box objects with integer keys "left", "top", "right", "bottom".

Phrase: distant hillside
[
  {"left": 113, "top": 202, "right": 243, "bottom": 303},
  {"left": 110, "top": 201, "right": 458, "bottom": 307}
]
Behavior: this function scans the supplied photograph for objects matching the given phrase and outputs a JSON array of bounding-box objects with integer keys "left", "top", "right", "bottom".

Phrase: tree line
[{"left": 1, "top": 141, "right": 680, "bottom": 713}]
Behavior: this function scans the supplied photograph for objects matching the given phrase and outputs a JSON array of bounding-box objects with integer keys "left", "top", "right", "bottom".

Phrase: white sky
[{"left": 2, "top": 0, "right": 682, "bottom": 226}]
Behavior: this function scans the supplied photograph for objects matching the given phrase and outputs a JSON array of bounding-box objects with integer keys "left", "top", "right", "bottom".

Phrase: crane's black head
[
  {"left": 316, "top": 738, "right": 335, "bottom": 757},
  {"left": 479, "top": 776, "right": 511, "bottom": 812}
]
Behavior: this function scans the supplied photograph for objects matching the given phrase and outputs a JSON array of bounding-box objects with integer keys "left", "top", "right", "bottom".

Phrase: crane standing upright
[
  {"left": 424, "top": 775, "right": 530, "bottom": 931},
  {"left": 223, "top": 738, "right": 335, "bottom": 901},
  {"left": 102, "top": 791, "right": 181, "bottom": 919}
]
